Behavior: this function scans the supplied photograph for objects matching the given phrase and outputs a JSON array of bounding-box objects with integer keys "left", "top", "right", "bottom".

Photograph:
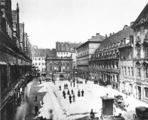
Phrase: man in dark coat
[
  {"left": 63, "top": 90, "right": 66, "bottom": 99},
  {"left": 35, "top": 103, "right": 39, "bottom": 116},
  {"left": 67, "top": 89, "right": 70, "bottom": 95},
  {"left": 81, "top": 90, "right": 84, "bottom": 97},
  {"left": 69, "top": 94, "right": 72, "bottom": 104},
  {"left": 78, "top": 90, "right": 80, "bottom": 97},
  {"left": 71, "top": 89, "right": 73, "bottom": 94}
]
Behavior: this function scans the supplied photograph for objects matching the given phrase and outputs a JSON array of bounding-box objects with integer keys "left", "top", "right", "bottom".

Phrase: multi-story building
[
  {"left": 46, "top": 42, "right": 80, "bottom": 74},
  {"left": 131, "top": 3, "right": 148, "bottom": 103},
  {"left": 90, "top": 27, "right": 133, "bottom": 91},
  {"left": 56, "top": 42, "right": 81, "bottom": 69},
  {"left": 12, "top": 3, "right": 20, "bottom": 49},
  {"left": 77, "top": 33, "right": 104, "bottom": 79},
  {"left": 32, "top": 46, "right": 50, "bottom": 75},
  {"left": 0, "top": 1, "right": 32, "bottom": 119},
  {"left": 19, "top": 23, "right": 25, "bottom": 51},
  {"left": 46, "top": 53, "right": 72, "bottom": 73}
]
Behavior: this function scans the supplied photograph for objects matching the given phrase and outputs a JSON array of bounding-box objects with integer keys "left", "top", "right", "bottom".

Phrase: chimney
[
  {"left": 105, "top": 34, "right": 108, "bottom": 38},
  {"left": 96, "top": 33, "right": 100, "bottom": 36},
  {"left": 92, "top": 36, "right": 95, "bottom": 38},
  {"left": 110, "top": 33, "right": 112, "bottom": 36},
  {"left": 113, "top": 32, "right": 115, "bottom": 35},
  {"left": 123, "top": 25, "right": 128, "bottom": 30}
]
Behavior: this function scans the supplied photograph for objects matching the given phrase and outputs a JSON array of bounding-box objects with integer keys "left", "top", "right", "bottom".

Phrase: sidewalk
[{"left": 13, "top": 77, "right": 46, "bottom": 120}]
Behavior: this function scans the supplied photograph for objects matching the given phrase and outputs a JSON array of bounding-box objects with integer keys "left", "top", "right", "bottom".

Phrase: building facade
[
  {"left": 0, "top": 1, "right": 32, "bottom": 119},
  {"left": 90, "top": 27, "right": 133, "bottom": 91},
  {"left": 77, "top": 33, "right": 104, "bottom": 79},
  {"left": 56, "top": 42, "right": 81, "bottom": 69},
  {"left": 132, "top": 4, "right": 148, "bottom": 103},
  {"left": 32, "top": 46, "right": 50, "bottom": 75}
]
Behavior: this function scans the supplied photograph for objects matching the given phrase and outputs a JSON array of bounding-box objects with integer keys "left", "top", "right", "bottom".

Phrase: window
[
  {"left": 39, "top": 63, "right": 40, "bottom": 65},
  {"left": 128, "top": 67, "right": 130, "bottom": 76},
  {"left": 35, "top": 63, "right": 37, "bottom": 65},
  {"left": 42, "top": 63, "right": 44, "bottom": 65},
  {"left": 145, "top": 67, "right": 148, "bottom": 78},
  {"left": 144, "top": 87, "right": 148, "bottom": 98},
  {"left": 116, "top": 62, "right": 118, "bottom": 69},
  {"left": 131, "top": 67, "right": 133, "bottom": 76},
  {"left": 125, "top": 67, "right": 126, "bottom": 75},
  {"left": 137, "top": 48, "right": 141, "bottom": 58},
  {"left": 145, "top": 48, "right": 148, "bottom": 58},
  {"left": 112, "top": 62, "right": 114, "bottom": 68},
  {"left": 122, "top": 67, "right": 124, "bottom": 75},
  {"left": 137, "top": 68, "right": 141, "bottom": 77},
  {"left": 38, "top": 58, "right": 41, "bottom": 60}
]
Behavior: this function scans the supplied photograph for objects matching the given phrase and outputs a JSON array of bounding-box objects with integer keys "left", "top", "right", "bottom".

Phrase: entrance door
[
  {"left": 59, "top": 66, "right": 61, "bottom": 72},
  {"left": 138, "top": 86, "right": 141, "bottom": 100}
]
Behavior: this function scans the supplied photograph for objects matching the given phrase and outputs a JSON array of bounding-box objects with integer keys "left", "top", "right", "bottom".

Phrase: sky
[{"left": 12, "top": 0, "right": 148, "bottom": 49}]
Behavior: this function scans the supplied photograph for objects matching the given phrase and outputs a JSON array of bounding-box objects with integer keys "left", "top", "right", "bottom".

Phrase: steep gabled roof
[
  {"left": 96, "top": 26, "right": 133, "bottom": 51},
  {"left": 132, "top": 3, "right": 148, "bottom": 28}
]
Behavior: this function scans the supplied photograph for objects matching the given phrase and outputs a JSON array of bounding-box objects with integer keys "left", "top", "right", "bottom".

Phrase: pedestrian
[
  {"left": 73, "top": 94, "right": 75, "bottom": 102},
  {"left": 49, "top": 109, "right": 53, "bottom": 120},
  {"left": 81, "top": 90, "right": 84, "bottom": 97},
  {"left": 78, "top": 90, "right": 80, "bottom": 97},
  {"left": 59, "top": 85, "right": 61, "bottom": 91},
  {"left": 63, "top": 90, "right": 66, "bottom": 99},
  {"left": 39, "top": 77, "right": 41, "bottom": 84},
  {"left": 85, "top": 79, "right": 87, "bottom": 84},
  {"left": 90, "top": 109, "right": 95, "bottom": 119},
  {"left": 34, "top": 103, "right": 39, "bottom": 116},
  {"left": 71, "top": 89, "right": 73, "bottom": 94},
  {"left": 67, "top": 89, "right": 70, "bottom": 95},
  {"left": 35, "top": 95, "right": 37, "bottom": 102},
  {"left": 69, "top": 94, "right": 72, "bottom": 104}
]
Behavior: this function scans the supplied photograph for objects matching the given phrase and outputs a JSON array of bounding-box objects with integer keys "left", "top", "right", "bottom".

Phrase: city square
[{"left": 1, "top": 0, "right": 148, "bottom": 120}]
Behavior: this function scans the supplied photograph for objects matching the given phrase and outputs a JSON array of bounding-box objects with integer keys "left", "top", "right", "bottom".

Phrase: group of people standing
[{"left": 59, "top": 82, "right": 85, "bottom": 104}]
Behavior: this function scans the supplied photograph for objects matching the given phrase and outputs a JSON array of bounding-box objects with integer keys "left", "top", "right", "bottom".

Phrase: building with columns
[
  {"left": 77, "top": 33, "right": 105, "bottom": 79},
  {"left": 131, "top": 3, "right": 148, "bottom": 103}
]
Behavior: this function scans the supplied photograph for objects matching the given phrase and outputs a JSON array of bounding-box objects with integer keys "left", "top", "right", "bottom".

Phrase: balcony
[{"left": 118, "top": 41, "right": 133, "bottom": 50}]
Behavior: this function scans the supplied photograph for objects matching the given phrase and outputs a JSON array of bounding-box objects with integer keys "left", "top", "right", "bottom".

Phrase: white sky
[{"left": 12, "top": 0, "right": 148, "bottom": 49}]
